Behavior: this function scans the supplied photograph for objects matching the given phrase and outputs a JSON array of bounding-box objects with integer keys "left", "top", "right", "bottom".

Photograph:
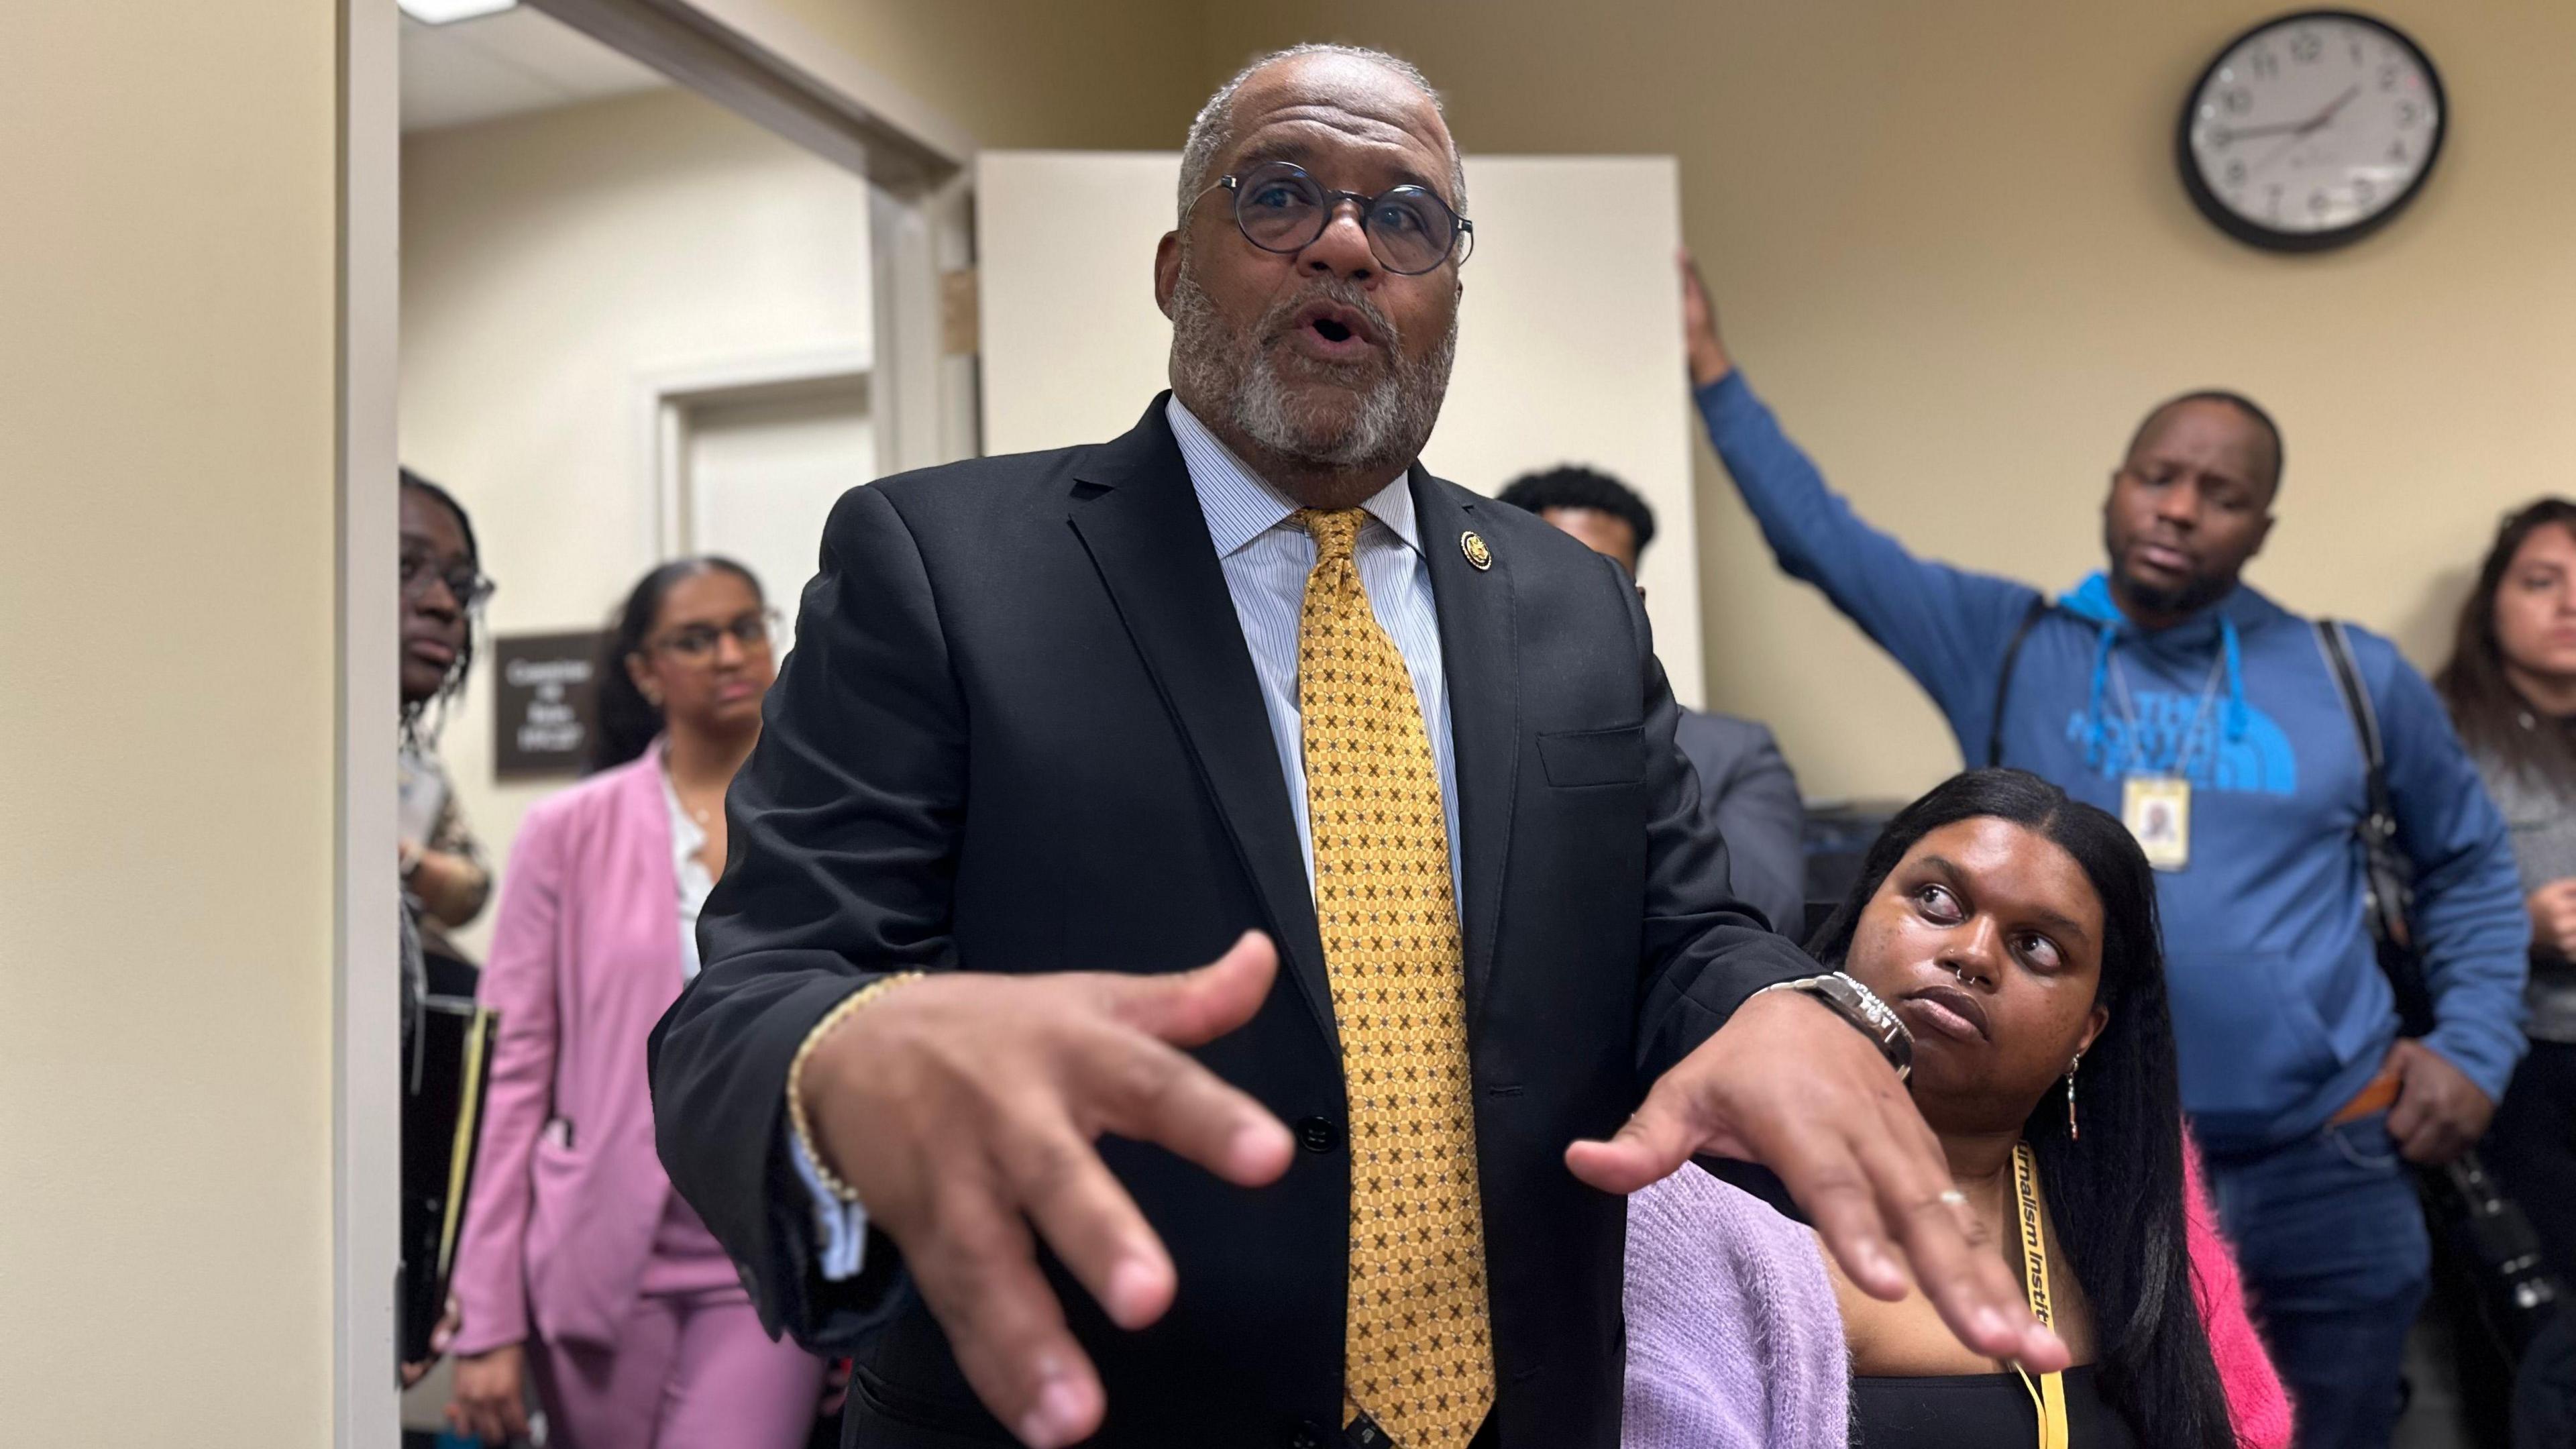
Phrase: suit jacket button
[
  {"left": 1290, "top": 1424, "right": 1328, "bottom": 1449},
  {"left": 1296, "top": 1116, "right": 1342, "bottom": 1154}
]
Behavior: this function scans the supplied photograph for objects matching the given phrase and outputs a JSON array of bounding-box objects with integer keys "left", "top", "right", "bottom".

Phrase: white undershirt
[{"left": 661, "top": 761, "right": 714, "bottom": 982}]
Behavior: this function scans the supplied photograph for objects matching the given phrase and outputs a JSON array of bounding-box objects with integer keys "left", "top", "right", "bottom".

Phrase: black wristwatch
[{"left": 1759, "top": 973, "right": 1913, "bottom": 1082}]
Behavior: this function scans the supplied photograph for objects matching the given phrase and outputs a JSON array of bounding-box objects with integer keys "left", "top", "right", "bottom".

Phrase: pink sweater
[
  {"left": 1623, "top": 1142, "right": 2292, "bottom": 1448},
  {"left": 2182, "top": 1135, "right": 2296, "bottom": 1448}
]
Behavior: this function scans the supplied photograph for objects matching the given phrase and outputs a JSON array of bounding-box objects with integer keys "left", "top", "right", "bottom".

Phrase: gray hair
[{"left": 1175, "top": 43, "right": 1467, "bottom": 225}]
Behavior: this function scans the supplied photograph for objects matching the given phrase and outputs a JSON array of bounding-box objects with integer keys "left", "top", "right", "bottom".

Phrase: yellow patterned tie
[{"left": 1294, "top": 507, "right": 1494, "bottom": 1446}]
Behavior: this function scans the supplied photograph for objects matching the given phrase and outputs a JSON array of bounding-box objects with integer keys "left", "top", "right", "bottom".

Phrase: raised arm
[{"left": 1682, "top": 255, "right": 2042, "bottom": 743}]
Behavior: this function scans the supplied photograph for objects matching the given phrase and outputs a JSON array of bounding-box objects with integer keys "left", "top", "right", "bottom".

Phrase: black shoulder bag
[{"left": 2316, "top": 619, "right": 2565, "bottom": 1363}]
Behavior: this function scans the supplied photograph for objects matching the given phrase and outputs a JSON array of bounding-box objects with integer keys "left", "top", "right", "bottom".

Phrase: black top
[{"left": 1853, "top": 1365, "right": 2138, "bottom": 1448}]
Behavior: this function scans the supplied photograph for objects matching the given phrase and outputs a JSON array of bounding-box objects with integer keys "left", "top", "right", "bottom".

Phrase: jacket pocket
[{"left": 1538, "top": 726, "right": 1645, "bottom": 788}]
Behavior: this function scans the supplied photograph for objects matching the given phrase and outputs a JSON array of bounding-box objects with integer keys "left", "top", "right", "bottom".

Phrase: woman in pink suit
[{"left": 447, "top": 557, "right": 824, "bottom": 1448}]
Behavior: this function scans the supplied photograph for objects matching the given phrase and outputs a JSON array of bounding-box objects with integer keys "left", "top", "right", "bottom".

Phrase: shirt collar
[{"left": 1165, "top": 396, "right": 1421, "bottom": 559}]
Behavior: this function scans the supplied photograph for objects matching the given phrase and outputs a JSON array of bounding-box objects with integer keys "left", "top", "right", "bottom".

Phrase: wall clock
[{"left": 2177, "top": 10, "right": 2446, "bottom": 252}]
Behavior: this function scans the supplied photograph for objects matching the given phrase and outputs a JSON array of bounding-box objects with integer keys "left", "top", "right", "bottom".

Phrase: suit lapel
[
  {"left": 1412, "top": 473, "right": 1519, "bottom": 1027},
  {"left": 1064, "top": 398, "right": 1338, "bottom": 1053}
]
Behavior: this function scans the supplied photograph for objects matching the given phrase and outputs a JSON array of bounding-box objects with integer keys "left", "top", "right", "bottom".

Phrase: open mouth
[{"left": 1286, "top": 300, "right": 1383, "bottom": 358}]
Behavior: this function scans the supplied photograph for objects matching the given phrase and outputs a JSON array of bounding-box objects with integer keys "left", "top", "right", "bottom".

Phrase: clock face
[{"left": 2179, "top": 10, "right": 2445, "bottom": 251}]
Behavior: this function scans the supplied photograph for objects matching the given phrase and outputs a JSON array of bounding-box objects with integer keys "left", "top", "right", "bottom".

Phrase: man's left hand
[
  {"left": 1566, "top": 988, "right": 2070, "bottom": 1373},
  {"left": 2384, "top": 1037, "right": 2495, "bottom": 1165}
]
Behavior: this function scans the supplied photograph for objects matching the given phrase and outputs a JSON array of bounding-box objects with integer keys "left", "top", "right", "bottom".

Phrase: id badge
[{"left": 2123, "top": 775, "right": 2192, "bottom": 872}]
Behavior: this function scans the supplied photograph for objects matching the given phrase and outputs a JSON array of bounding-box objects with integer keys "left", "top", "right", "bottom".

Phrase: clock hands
[
  {"left": 2211, "top": 84, "right": 2363, "bottom": 146},
  {"left": 2241, "top": 83, "right": 2363, "bottom": 175},
  {"left": 2306, "top": 83, "right": 2365, "bottom": 131}
]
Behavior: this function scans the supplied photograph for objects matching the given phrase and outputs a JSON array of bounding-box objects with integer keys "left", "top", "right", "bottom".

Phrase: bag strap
[
  {"left": 2315, "top": 619, "right": 2394, "bottom": 827},
  {"left": 1988, "top": 596, "right": 2051, "bottom": 769},
  {"left": 2314, "top": 619, "right": 2434, "bottom": 1028}
]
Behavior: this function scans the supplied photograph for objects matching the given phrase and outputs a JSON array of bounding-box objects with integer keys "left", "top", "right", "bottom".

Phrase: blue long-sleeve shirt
[{"left": 1699, "top": 370, "right": 2528, "bottom": 1152}]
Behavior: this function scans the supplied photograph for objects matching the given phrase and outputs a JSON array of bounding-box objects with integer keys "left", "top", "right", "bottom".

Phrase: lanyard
[
  {"left": 2108, "top": 653, "right": 2225, "bottom": 779},
  {"left": 2011, "top": 1141, "right": 2070, "bottom": 1449}
]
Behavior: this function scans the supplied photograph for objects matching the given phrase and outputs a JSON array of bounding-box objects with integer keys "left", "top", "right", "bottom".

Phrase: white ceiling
[{"left": 400, "top": 7, "right": 668, "bottom": 134}]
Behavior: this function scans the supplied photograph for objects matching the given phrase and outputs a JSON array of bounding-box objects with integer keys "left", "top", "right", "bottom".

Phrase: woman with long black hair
[
  {"left": 447, "top": 557, "right": 826, "bottom": 1447},
  {"left": 1623, "top": 769, "right": 2286, "bottom": 1448},
  {"left": 2436, "top": 496, "right": 2576, "bottom": 1287}
]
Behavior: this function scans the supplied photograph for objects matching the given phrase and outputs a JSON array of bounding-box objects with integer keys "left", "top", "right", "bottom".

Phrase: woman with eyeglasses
[
  {"left": 398, "top": 470, "right": 495, "bottom": 988},
  {"left": 1621, "top": 769, "right": 2288, "bottom": 1448},
  {"left": 398, "top": 469, "right": 497, "bottom": 1393},
  {"left": 447, "top": 557, "right": 824, "bottom": 1447}
]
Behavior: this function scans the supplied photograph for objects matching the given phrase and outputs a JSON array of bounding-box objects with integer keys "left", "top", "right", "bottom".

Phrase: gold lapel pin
[{"left": 1460, "top": 531, "right": 1493, "bottom": 571}]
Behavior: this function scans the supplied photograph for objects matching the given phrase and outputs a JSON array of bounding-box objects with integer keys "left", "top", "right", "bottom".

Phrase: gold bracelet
[{"left": 786, "top": 971, "right": 927, "bottom": 1204}]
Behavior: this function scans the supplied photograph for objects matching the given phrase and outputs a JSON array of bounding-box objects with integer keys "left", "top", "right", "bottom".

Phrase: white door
[
  {"left": 975, "top": 151, "right": 1703, "bottom": 708},
  {"left": 682, "top": 377, "right": 873, "bottom": 649}
]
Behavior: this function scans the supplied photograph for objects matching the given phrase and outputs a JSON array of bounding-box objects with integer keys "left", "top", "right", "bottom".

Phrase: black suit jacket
[{"left": 649, "top": 397, "right": 1815, "bottom": 1448}]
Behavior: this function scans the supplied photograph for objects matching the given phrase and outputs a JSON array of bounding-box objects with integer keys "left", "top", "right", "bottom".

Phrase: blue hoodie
[{"left": 1700, "top": 372, "right": 2528, "bottom": 1155}]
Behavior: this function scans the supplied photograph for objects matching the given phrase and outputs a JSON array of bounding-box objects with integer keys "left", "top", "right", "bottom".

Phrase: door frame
[
  {"left": 635, "top": 341, "right": 875, "bottom": 561},
  {"left": 337, "top": 1, "right": 975, "bottom": 1439}
]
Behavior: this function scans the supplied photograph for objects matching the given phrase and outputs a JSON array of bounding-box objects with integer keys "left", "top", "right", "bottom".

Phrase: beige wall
[
  {"left": 762, "top": 0, "right": 1205, "bottom": 149},
  {"left": 403, "top": 85, "right": 875, "bottom": 957},
  {"left": 1207, "top": 1, "right": 2576, "bottom": 801},
  {"left": 0, "top": 1, "right": 339, "bottom": 1442}
]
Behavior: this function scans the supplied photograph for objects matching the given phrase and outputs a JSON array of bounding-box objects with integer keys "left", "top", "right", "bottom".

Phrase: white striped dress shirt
[{"left": 1165, "top": 397, "right": 1464, "bottom": 901}]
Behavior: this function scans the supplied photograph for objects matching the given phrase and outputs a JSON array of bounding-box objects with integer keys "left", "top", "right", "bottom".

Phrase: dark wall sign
[{"left": 493, "top": 631, "right": 606, "bottom": 779}]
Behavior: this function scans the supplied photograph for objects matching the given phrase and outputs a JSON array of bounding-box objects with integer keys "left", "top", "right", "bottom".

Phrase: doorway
[
  {"left": 343, "top": 1, "right": 975, "bottom": 1441},
  {"left": 666, "top": 364, "right": 875, "bottom": 643}
]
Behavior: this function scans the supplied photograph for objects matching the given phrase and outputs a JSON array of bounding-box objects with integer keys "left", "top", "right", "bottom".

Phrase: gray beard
[{"left": 1168, "top": 266, "right": 1455, "bottom": 476}]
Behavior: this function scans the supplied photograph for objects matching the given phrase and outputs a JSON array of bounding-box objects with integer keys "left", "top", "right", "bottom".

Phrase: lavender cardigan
[
  {"left": 1623, "top": 1154, "right": 2293, "bottom": 1449},
  {"left": 1623, "top": 1166, "right": 1850, "bottom": 1448}
]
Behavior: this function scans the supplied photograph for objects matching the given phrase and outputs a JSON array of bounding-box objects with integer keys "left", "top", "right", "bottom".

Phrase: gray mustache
[{"left": 1259, "top": 282, "right": 1399, "bottom": 350}]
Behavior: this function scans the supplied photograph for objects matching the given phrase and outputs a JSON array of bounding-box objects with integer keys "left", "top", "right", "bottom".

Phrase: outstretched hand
[
  {"left": 1568, "top": 987, "right": 2070, "bottom": 1373},
  {"left": 800, "top": 933, "right": 1297, "bottom": 1448}
]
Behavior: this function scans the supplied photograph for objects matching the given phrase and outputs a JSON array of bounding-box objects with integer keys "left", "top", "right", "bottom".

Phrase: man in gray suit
[{"left": 1497, "top": 466, "right": 1809, "bottom": 934}]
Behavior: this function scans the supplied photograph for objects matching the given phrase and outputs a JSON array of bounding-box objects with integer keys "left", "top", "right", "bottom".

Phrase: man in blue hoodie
[{"left": 1680, "top": 258, "right": 2527, "bottom": 1445}]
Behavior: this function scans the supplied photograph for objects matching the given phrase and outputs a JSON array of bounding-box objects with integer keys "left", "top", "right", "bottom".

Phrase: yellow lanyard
[{"left": 2011, "top": 1142, "right": 2070, "bottom": 1449}]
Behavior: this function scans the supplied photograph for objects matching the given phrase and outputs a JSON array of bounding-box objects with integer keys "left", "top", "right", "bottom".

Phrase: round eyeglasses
[
  {"left": 1199, "top": 161, "right": 1472, "bottom": 276},
  {"left": 647, "top": 608, "right": 782, "bottom": 664},
  {"left": 399, "top": 545, "right": 496, "bottom": 613}
]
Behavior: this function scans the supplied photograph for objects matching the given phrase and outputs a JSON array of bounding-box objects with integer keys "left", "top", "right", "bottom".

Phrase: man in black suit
[{"left": 651, "top": 42, "right": 2061, "bottom": 1449}]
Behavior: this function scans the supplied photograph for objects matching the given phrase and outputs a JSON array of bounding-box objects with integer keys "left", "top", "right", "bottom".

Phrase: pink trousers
[{"left": 527, "top": 1283, "right": 826, "bottom": 1449}]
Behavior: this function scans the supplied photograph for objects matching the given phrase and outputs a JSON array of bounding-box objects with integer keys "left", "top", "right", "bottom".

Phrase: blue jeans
[{"left": 2206, "top": 1112, "right": 2430, "bottom": 1449}]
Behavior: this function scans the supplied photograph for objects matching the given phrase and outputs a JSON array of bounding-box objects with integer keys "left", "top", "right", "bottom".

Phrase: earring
[
  {"left": 2065, "top": 1055, "right": 2082, "bottom": 1142},
  {"left": 643, "top": 686, "right": 663, "bottom": 708}
]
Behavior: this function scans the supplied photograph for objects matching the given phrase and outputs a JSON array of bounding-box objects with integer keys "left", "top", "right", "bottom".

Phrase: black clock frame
[{"left": 2175, "top": 8, "right": 2447, "bottom": 254}]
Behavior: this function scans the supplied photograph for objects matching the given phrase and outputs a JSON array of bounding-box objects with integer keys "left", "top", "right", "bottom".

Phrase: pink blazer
[{"left": 450, "top": 749, "right": 697, "bottom": 1356}]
